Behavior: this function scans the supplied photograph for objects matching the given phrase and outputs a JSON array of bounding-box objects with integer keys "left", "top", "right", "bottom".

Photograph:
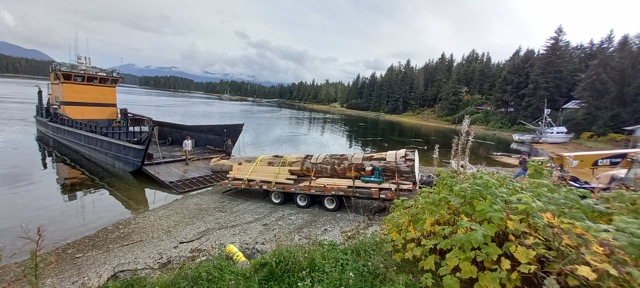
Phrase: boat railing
[{"left": 53, "top": 117, "right": 152, "bottom": 144}]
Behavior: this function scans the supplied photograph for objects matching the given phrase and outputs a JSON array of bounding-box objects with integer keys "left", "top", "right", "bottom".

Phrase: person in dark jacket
[
  {"left": 513, "top": 152, "right": 529, "bottom": 179},
  {"left": 224, "top": 138, "right": 234, "bottom": 157}
]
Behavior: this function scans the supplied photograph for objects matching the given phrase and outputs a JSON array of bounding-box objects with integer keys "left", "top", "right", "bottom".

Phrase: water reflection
[
  {"left": 509, "top": 142, "right": 548, "bottom": 157},
  {"left": 36, "top": 134, "right": 169, "bottom": 213},
  {"left": 290, "top": 108, "right": 515, "bottom": 167}
]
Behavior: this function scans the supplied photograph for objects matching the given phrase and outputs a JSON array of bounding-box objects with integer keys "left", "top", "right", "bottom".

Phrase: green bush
[
  {"left": 450, "top": 107, "right": 478, "bottom": 124},
  {"left": 383, "top": 165, "right": 640, "bottom": 288},
  {"left": 580, "top": 132, "right": 595, "bottom": 140},
  {"left": 601, "top": 133, "right": 626, "bottom": 142},
  {"left": 103, "top": 237, "right": 418, "bottom": 288},
  {"left": 470, "top": 112, "right": 490, "bottom": 126},
  {"left": 344, "top": 100, "right": 365, "bottom": 111},
  {"left": 579, "top": 132, "right": 629, "bottom": 143}
]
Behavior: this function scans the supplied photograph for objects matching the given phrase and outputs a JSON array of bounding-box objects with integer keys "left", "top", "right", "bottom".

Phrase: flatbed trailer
[{"left": 218, "top": 177, "right": 417, "bottom": 211}]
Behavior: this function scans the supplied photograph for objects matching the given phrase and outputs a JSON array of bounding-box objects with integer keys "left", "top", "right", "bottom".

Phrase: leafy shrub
[
  {"left": 601, "top": 133, "right": 626, "bottom": 142},
  {"left": 344, "top": 100, "right": 365, "bottom": 111},
  {"left": 579, "top": 132, "right": 629, "bottom": 143},
  {"left": 470, "top": 112, "right": 490, "bottom": 126},
  {"left": 450, "top": 107, "right": 478, "bottom": 124},
  {"left": 383, "top": 166, "right": 639, "bottom": 288},
  {"left": 580, "top": 132, "right": 595, "bottom": 140},
  {"left": 103, "top": 237, "right": 418, "bottom": 288}
]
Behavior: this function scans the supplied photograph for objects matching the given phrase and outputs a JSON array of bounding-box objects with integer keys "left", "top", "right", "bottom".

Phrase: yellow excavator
[{"left": 548, "top": 149, "right": 640, "bottom": 192}]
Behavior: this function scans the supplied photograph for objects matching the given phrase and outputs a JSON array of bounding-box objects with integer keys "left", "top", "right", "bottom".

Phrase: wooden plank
[
  {"left": 227, "top": 172, "right": 297, "bottom": 179},
  {"left": 226, "top": 176, "right": 294, "bottom": 184},
  {"left": 232, "top": 166, "right": 301, "bottom": 173}
]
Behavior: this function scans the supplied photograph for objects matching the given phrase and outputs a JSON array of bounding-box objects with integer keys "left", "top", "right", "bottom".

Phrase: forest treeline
[
  {"left": 0, "top": 54, "right": 51, "bottom": 77},
  {"left": 138, "top": 27, "right": 640, "bottom": 135},
  {"left": 2, "top": 26, "right": 639, "bottom": 135}
]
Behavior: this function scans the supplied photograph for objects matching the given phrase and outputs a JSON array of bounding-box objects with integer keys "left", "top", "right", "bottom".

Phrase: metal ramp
[
  {"left": 164, "top": 173, "right": 229, "bottom": 193},
  {"left": 142, "top": 158, "right": 227, "bottom": 193}
]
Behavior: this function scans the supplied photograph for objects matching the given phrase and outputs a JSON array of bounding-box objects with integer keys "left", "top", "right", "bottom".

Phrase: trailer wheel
[
  {"left": 269, "top": 191, "right": 285, "bottom": 205},
  {"left": 294, "top": 194, "right": 312, "bottom": 208},
  {"left": 321, "top": 195, "right": 341, "bottom": 212}
]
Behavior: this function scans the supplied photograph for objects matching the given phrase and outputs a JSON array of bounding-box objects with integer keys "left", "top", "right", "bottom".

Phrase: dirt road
[{"left": 0, "top": 187, "right": 388, "bottom": 287}]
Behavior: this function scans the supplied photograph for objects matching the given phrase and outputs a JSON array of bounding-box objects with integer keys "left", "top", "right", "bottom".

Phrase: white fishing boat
[{"left": 513, "top": 102, "right": 575, "bottom": 144}]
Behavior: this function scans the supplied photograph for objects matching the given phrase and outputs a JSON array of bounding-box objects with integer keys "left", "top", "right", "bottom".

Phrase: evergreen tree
[{"left": 529, "top": 26, "right": 577, "bottom": 113}]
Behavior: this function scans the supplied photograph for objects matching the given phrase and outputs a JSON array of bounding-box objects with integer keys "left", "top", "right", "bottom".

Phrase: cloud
[
  {"left": 2, "top": 0, "right": 640, "bottom": 84},
  {"left": 0, "top": 5, "right": 16, "bottom": 27},
  {"left": 176, "top": 30, "right": 347, "bottom": 83}
]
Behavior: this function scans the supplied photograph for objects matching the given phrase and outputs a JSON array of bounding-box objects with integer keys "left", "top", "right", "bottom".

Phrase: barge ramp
[{"left": 142, "top": 144, "right": 228, "bottom": 193}]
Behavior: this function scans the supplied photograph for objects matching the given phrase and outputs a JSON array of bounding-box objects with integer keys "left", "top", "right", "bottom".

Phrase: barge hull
[{"left": 35, "top": 117, "right": 150, "bottom": 172}]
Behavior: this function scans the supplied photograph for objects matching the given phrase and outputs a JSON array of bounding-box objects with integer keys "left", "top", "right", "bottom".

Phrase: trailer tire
[
  {"left": 269, "top": 191, "right": 285, "bottom": 205},
  {"left": 321, "top": 195, "right": 341, "bottom": 212},
  {"left": 294, "top": 194, "right": 312, "bottom": 208}
]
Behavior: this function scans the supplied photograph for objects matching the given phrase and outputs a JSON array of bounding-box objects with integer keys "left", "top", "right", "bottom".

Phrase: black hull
[
  {"left": 154, "top": 120, "right": 244, "bottom": 151},
  {"left": 35, "top": 116, "right": 150, "bottom": 172}
]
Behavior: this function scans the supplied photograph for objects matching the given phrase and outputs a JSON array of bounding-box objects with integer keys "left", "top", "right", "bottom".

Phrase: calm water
[{"left": 0, "top": 77, "right": 513, "bottom": 263}]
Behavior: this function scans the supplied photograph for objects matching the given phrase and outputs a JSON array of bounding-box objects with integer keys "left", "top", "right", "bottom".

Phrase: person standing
[
  {"left": 36, "top": 86, "right": 44, "bottom": 116},
  {"left": 513, "top": 152, "right": 529, "bottom": 179},
  {"left": 183, "top": 136, "right": 193, "bottom": 165},
  {"left": 224, "top": 138, "right": 234, "bottom": 157}
]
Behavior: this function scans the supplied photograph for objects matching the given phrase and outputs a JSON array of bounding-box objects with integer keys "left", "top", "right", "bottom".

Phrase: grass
[
  {"left": 572, "top": 139, "right": 625, "bottom": 150},
  {"left": 102, "top": 236, "right": 418, "bottom": 288}
]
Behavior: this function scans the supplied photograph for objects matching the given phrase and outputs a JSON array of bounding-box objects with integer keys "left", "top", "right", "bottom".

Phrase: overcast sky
[{"left": 1, "top": 1, "right": 638, "bottom": 83}]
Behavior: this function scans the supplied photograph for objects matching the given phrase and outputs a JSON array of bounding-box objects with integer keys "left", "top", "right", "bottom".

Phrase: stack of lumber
[
  {"left": 218, "top": 160, "right": 301, "bottom": 184},
  {"left": 210, "top": 149, "right": 421, "bottom": 184}
]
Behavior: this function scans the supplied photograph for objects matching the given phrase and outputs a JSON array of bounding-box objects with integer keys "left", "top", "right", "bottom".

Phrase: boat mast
[{"left": 543, "top": 99, "right": 547, "bottom": 132}]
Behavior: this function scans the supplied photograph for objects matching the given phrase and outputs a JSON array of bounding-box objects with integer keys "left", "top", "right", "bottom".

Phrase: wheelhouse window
[
  {"left": 99, "top": 78, "right": 109, "bottom": 84},
  {"left": 87, "top": 76, "right": 98, "bottom": 84},
  {"left": 62, "top": 73, "right": 72, "bottom": 81},
  {"left": 73, "top": 75, "right": 86, "bottom": 82},
  {"left": 110, "top": 78, "right": 120, "bottom": 85}
]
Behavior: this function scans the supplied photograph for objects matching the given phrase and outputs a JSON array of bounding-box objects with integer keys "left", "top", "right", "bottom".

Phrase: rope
[
  {"left": 307, "top": 168, "right": 315, "bottom": 190},
  {"left": 242, "top": 155, "right": 264, "bottom": 188},
  {"left": 151, "top": 126, "right": 164, "bottom": 175},
  {"left": 350, "top": 161, "right": 356, "bottom": 193},
  {"left": 394, "top": 152, "right": 400, "bottom": 193},
  {"left": 272, "top": 156, "right": 289, "bottom": 188}
]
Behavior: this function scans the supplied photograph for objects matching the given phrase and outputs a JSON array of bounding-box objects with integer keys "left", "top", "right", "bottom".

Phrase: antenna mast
[{"left": 86, "top": 37, "right": 91, "bottom": 66}]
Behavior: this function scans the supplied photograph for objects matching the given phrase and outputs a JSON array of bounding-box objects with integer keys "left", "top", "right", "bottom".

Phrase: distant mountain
[
  {"left": 112, "top": 63, "right": 276, "bottom": 85},
  {"left": 0, "top": 41, "right": 54, "bottom": 61}
]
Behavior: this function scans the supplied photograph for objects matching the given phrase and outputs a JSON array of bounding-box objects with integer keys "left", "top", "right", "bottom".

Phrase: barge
[{"left": 35, "top": 58, "right": 243, "bottom": 180}]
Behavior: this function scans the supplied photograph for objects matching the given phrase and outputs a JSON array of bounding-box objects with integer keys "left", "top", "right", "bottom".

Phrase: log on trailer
[{"left": 209, "top": 149, "right": 420, "bottom": 183}]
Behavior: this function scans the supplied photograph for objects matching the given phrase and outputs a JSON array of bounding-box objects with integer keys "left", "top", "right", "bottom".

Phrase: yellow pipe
[{"left": 225, "top": 244, "right": 249, "bottom": 266}]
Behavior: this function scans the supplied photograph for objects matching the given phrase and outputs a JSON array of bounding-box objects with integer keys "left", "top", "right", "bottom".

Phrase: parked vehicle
[{"left": 212, "top": 149, "right": 421, "bottom": 211}]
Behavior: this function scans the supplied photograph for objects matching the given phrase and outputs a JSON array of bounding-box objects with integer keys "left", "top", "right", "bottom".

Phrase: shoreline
[
  {"left": 0, "top": 187, "right": 388, "bottom": 287},
  {"left": 301, "top": 104, "right": 623, "bottom": 167},
  {"left": 303, "top": 104, "right": 515, "bottom": 140},
  {"left": 1, "top": 166, "right": 516, "bottom": 287}
]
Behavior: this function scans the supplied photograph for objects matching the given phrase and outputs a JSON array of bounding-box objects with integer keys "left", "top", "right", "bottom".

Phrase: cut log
[
  {"left": 210, "top": 149, "right": 421, "bottom": 183},
  {"left": 314, "top": 178, "right": 414, "bottom": 189}
]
